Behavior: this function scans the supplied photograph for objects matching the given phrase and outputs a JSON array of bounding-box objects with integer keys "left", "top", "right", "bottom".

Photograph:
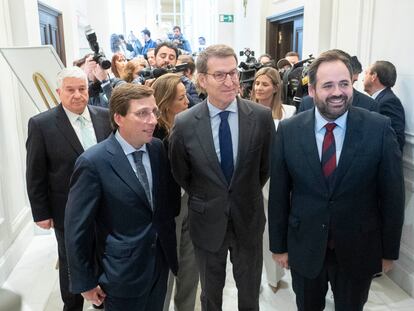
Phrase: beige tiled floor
[{"left": 3, "top": 234, "right": 414, "bottom": 310}]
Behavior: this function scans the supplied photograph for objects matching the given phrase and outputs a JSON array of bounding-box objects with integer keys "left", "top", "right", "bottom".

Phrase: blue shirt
[
  {"left": 314, "top": 108, "right": 348, "bottom": 165},
  {"left": 115, "top": 130, "right": 153, "bottom": 198},
  {"left": 207, "top": 99, "right": 239, "bottom": 166}
]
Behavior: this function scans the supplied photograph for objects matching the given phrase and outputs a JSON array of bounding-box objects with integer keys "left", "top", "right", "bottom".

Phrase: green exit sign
[{"left": 219, "top": 14, "right": 234, "bottom": 23}]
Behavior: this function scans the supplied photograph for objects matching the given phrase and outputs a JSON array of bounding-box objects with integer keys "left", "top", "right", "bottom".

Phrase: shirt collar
[
  {"left": 314, "top": 106, "right": 348, "bottom": 132},
  {"left": 115, "top": 130, "right": 147, "bottom": 156},
  {"left": 207, "top": 98, "right": 238, "bottom": 118},
  {"left": 371, "top": 87, "right": 386, "bottom": 100},
  {"left": 62, "top": 105, "right": 92, "bottom": 123}
]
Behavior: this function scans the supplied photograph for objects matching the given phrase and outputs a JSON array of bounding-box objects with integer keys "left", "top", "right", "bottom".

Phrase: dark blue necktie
[{"left": 219, "top": 111, "right": 234, "bottom": 184}]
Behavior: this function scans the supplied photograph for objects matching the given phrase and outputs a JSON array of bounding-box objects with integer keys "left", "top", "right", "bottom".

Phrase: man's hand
[
  {"left": 82, "top": 286, "right": 106, "bottom": 306},
  {"left": 36, "top": 219, "right": 54, "bottom": 230},
  {"left": 382, "top": 259, "right": 394, "bottom": 273},
  {"left": 272, "top": 252, "right": 289, "bottom": 269},
  {"left": 93, "top": 65, "right": 109, "bottom": 82}
]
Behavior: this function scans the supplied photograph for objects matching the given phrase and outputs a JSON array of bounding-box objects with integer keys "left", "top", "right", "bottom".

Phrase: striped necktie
[{"left": 321, "top": 123, "right": 337, "bottom": 181}]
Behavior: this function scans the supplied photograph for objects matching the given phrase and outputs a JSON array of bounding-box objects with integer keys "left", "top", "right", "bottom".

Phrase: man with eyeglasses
[
  {"left": 169, "top": 44, "right": 274, "bottom": 310},
  {"left": 65, "top": 84, "right": 179, "bottom": 311}
]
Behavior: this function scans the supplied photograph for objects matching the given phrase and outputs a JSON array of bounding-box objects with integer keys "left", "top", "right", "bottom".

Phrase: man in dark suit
[
  {"left": 364, "top": 60, "right": 405, "bottom": 151},
  {"left": 169, "top": 44, "right": 274, "bottom": 310},
  {"left": 268, "top": 50, "right": 404, "bottom": 311},
  {"left": 298, "top": 52, "right": 378, "bottom": 113},
  {"left": 26, "top": 67, "right": 111, "bottom": 311},
  {"left": 65, "top": 84, "right": 178, "bottom": 311}
]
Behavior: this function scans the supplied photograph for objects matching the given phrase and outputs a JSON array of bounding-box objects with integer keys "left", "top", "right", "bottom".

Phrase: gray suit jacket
[{"left": 169, "top": 97, "right": 274, "bottom": 252}]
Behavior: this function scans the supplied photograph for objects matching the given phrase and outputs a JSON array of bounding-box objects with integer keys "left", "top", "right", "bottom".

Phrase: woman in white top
[{"left": 251, "top": 67, "right": 296, "bottom": 292}]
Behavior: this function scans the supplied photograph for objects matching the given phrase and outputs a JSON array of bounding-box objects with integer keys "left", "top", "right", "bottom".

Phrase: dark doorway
[
  {"left": 38, "top": 2, "right": 66, "bottom": 66},
  {"left": 266, "top": 8, "right": 303, "bottom": 62}
]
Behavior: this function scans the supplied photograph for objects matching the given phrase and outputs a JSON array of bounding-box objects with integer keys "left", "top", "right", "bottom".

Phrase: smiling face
[
  {"left": 114, "top": 96, "right": 158, "bottom": 148},
  {"left": 57, "top": 77, "right": 89, "bottom": 114},
  {"left": 309, "top": 60, "right": 353, "bottom": 121},
  {"left": 253, "top": 74, "right": 277, "bottom": 107},
  {"left": 198, "top": 56, "right": 239, "bottom": 109},
  {"left": 169, "top": 82, "right": 189, "bottom": 117}
]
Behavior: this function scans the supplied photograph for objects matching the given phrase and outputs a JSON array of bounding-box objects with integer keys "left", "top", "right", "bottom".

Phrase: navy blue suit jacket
[
  {"left": 298, "top": 89, "right": 378, "bottom": 113},
  {"left": 268, "top": 107, "right": 404, "bottom": 280},
  {"left": 65, "top": 134, "right": 178, "bottom": 298},
  {"left": 376, "top": 87, "right": 405, "bottom": 151}
]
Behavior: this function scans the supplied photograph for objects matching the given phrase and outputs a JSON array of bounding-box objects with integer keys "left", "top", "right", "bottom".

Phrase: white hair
[{"left": 56, "top": 66, "right": 88, "bottom": 89}]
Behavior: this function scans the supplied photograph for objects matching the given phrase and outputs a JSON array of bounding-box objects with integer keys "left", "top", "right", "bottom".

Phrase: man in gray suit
[{"left": 169, "top": 44, "right": 274, "bottom": 310}]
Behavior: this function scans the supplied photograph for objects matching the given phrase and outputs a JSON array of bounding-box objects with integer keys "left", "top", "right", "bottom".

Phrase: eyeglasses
[
  {"left": 204, "top": 69, "right": 239, "bottom": 82},
  {"left": 133, "top": 109, "right": 161, "bottom": 121}
]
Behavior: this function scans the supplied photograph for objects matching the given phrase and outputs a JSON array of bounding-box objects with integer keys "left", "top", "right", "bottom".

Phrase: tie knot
[
  {"left": 77, "top": 115, "right": 87, "bottom": 125},
  {"left": 325, "top": 123, "right": 336, "bottom": 133},
  {"left": 219, "top": 111, "right": 230, "bottom": 121},
  {"left": 132, "top": 150, "right": 144, "bottom": 164}
]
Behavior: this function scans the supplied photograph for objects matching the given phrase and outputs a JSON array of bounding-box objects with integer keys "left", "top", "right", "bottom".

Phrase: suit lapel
[
  {"left": 232, "top": 98, "right": 253, "bottom": 183},
  {"left": 299, "top": 109, "right": 327, "bottom": 191},
  {"left": 89, "top": 105, "right": 109, "bottom": 142},
  {"left": 106, "top": 135, "right": 151, "bottom": 209},
  {"left": 194, "top": 102, "right": 228, "bottom": 185},
  {"left": 332, "top": 107, "right": 362, "bottom": 194},
  {"left": 147, "top": 141, "right": 159, "bottom": 212},
  {"left": 55, "top": 104, "right": 84, "bottom": 155}
]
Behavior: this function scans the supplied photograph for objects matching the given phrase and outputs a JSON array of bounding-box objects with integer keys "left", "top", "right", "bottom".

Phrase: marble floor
[{"left": 3, "top": 234, "right": 414, "bottom": 310}]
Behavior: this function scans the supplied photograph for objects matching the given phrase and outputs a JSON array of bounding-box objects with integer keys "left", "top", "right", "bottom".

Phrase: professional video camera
[
  {"left": 138, "top": 63, "right": 189, "bottom": 84},
  {"left": 238, "top": 48, "right": 276, "bottom": 98},
  {"left": 85, "top": 26, "right": 111, "bottom": 70},
  {"left": 279, "top": 54, "right": 315, "bottom": 109}
]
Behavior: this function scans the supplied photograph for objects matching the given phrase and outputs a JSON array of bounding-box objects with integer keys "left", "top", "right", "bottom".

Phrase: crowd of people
[{"left": 25, "top": 39, "right": 406, "bottom": 311}]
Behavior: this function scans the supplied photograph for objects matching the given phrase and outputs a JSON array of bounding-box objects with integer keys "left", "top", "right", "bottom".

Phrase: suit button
[
  {"left": 329, "top": 200, "right": 334, "bottom": 204},
  {"left": 322, "top": 224, "right": 327, "bottom": 229}
]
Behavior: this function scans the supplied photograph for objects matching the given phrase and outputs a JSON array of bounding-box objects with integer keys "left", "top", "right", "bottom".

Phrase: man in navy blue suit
[
  {"left": 269, "top": 50, "right": 404, "bottom": 311},
  {"left": 364, "top": 60, "right": 405, "bottom": 151},
  {"left": 65, "top": 84, "right": 178, "bottom": 311}
]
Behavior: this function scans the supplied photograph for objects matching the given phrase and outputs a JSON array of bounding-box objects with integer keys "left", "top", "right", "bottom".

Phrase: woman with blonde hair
[
  {"left": 251, "top": 66, "right": 296, "bottom": 128},
  {"left": 152, "top": 73, "right": 199, "bottom": 311},
  {"left": 251, "top": 66, "right": 296, "bottom": 293},
  {"left": 120, "top": 57, "right": 148, "bottom": 83}
]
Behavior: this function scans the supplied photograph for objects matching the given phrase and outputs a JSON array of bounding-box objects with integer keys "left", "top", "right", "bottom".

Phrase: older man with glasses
[{"left": 169, "top": 44, "right": 274, "bottom": 311}]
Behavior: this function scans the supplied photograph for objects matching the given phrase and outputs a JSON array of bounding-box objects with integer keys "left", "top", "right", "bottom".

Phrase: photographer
[
  {"left": 146, "top": 42, "right": 201, "bottom": 107},
  {"left": 171, "top": 26, "right": 192, "bottom": 54}
]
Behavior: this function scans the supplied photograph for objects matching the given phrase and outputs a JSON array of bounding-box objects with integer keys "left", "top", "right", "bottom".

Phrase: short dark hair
[
  {"left": 141, "top": 29, "right": 151, "bottom": 37},
  {"left": 308, "top": 50, "right": 353, "bottom": 86},
  {"left": 154, "top": 41, "right": 179, "bottom": 58},
  {"left": 371, "top": 61, "right": 397, "bottom": 87},
  {"left": 173, "top": 26, "right": 181, "bottom": 32},
  {"left": 196, "top": 44, "right": 238, "bottom": 74},
  {"left": 350, "top": 56, "right": 362, "bottom": 74},
  {"left": 109, "top": 84, "right": 154, "bottom": 130},
  {"left": 285, "top": 51, "right": 299, "bottom": 58}
]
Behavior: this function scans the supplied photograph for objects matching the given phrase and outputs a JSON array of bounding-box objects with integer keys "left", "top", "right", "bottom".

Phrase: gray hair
[{"left": 56, "top": 66, "right": 88, "bottom": 89}]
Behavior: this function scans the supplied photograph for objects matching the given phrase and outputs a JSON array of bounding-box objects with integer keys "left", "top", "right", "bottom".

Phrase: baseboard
[{"left": 0, "top": 222, "right": 33, "bottom": 285}]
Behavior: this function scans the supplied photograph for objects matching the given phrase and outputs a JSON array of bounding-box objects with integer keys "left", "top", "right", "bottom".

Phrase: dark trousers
[
  {"left": 194, "top": 221, "right": 262, "bottom": 311},
  {"left": 54, "top": 228, "right": 84, "bottom": 311},
  {"left": 291, "top": 248, "right": 372, "bottom": 311},
  {"left": 104, "top": 243, "right": 169, "bottom": 311}
]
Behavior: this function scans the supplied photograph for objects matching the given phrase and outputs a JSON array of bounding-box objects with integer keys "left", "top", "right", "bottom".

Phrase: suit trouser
[
  {"left": 194, "top": 220, "right": 262, "bottom": 311},
  {"left": 104, "top": 243, "right": 169, "bottom": 311},
  {"left": 163, "top": 194, "right": 199, "bottom": 311},
  {"left": 291, "top": 248, "right": 372, "bottom": 311},
  {"left": 54, "top": 229, "right": 84, "bottom": 311}
]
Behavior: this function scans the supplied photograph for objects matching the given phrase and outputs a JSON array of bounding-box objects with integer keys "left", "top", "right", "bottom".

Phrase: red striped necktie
[{"left": 321, "top": 123, "right": 337, "bottom": 179}]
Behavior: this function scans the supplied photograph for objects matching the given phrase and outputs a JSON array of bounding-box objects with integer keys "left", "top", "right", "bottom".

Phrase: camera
[
  {"left": 139, "top": 63, "right": 189, "bottom": 83},
  {"left": 85, "top": 26, "right": 111, "bottom": 70}
]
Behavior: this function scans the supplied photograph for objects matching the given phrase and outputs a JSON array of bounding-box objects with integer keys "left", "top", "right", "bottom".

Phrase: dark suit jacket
[
  {"left": 268, "top": 107, "right": 404, "bottom": 280},
  {"left": 298, "top": 89, "right": 379, "bottom": 113},
  {"left": 26, "top": 104, "right": 111, "bottom": 229},
  {"left": 65, "top": 135, "right": 178, "bottom": 298},
  {"left": 376, "top": 87, "right": 405, "bottom": 151},
  {"left": 169, "top": 97, "right": 275, "bottom": 252}
]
